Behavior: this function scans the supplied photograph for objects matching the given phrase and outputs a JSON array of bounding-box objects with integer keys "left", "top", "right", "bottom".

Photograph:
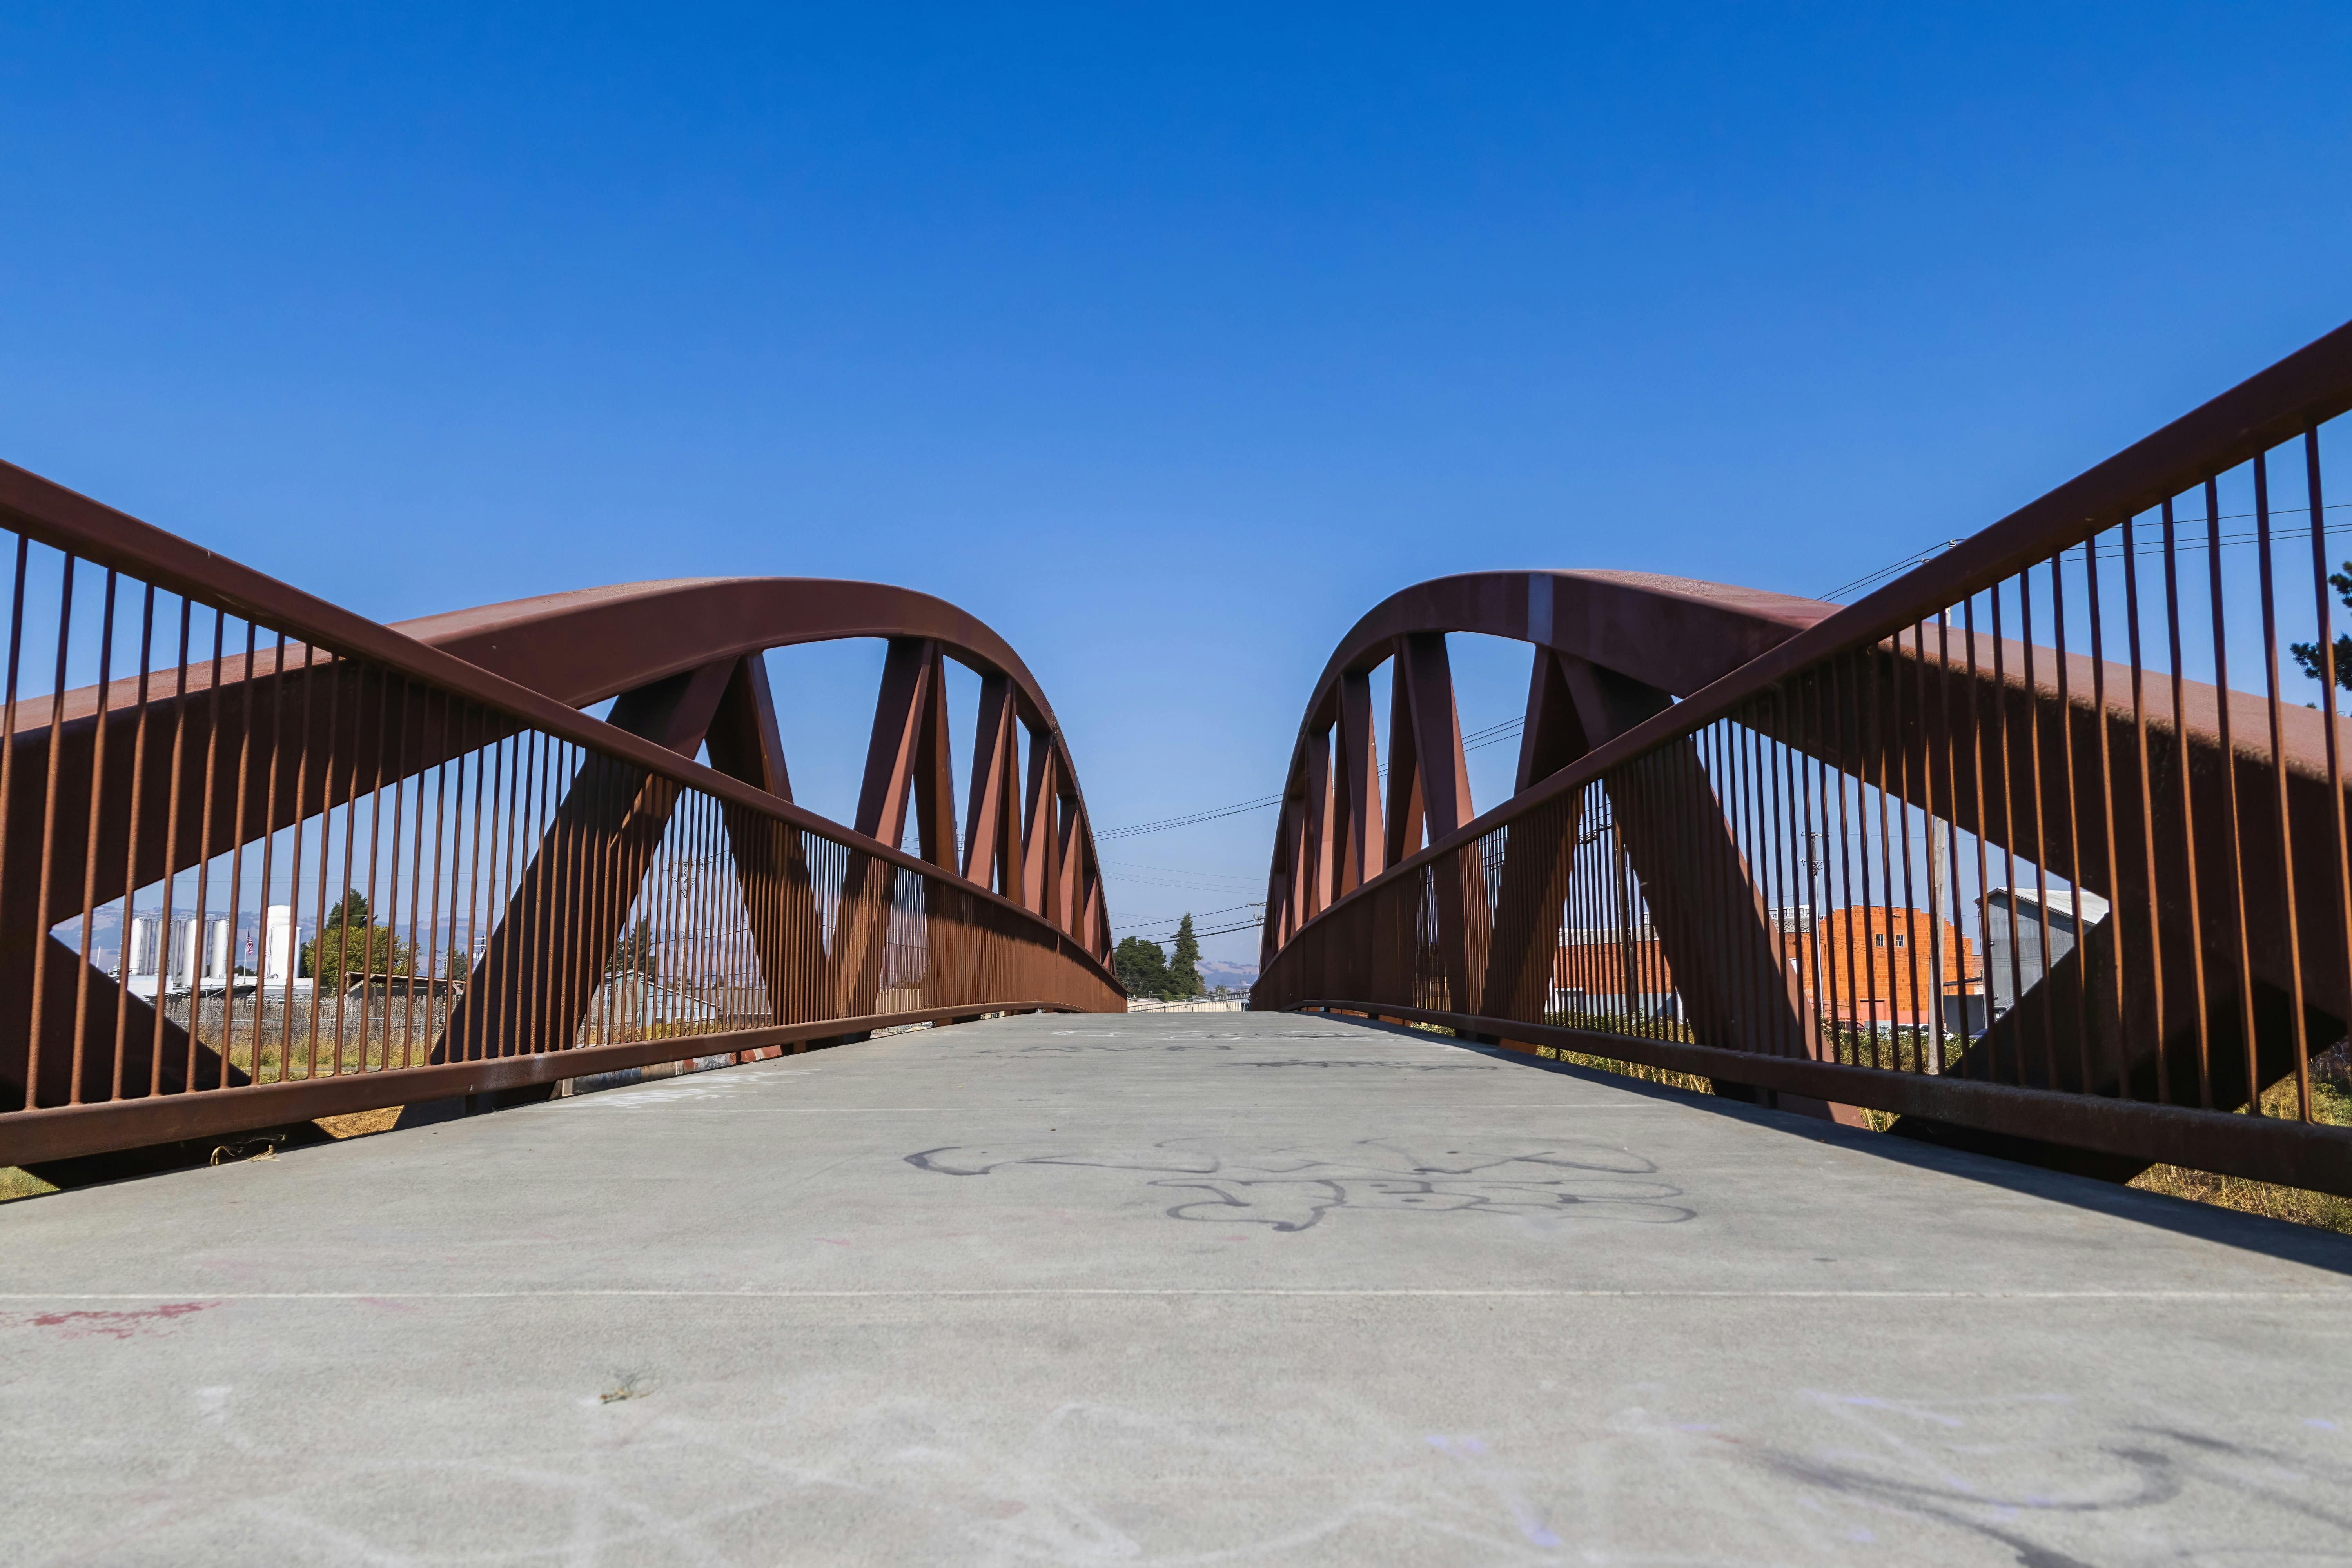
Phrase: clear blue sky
[{"left": 4, "top": 3, "right": 2348, "bottom": 968}]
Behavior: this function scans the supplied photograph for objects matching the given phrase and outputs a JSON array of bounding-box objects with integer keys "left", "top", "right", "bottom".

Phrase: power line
[
  {"left": 1095, "top": 795, "right": 1285, "bottom": 840},
  {"left": 1102, "top": 869, "right": 1270, "bottom": 897},
  {"left": 1101, "top": 858, "right": 1267, "bottom": 880},
  {"left": 1100, "top": 518, "right": 2349, "bottom": 859},
  {"left": 1185, "top": 918, "right": 1263, "bottom": 938},
  {"left": 1110, "top": 901, "right": 1259, "bottom": 932},
  {"left": 1818, "top": 540, "right": 1964, "bottom": 603},
  {"left": 1091, "top": 534, "right": 1975, "bottom": 848},
  {"left": 1123, "top": 916, "right": 1262, "bottom": 942},
  {"left": 1815, "top": 513, "right": 2352, "bottom": 603},
  {"left": 1096, "top": 713, "right": 1528, "bottom": 843}
]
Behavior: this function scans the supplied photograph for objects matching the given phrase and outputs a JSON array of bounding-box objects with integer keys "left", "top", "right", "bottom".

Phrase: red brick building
[{"left": 1554, "top": 906, "right": 1980, "bottom": 1027}]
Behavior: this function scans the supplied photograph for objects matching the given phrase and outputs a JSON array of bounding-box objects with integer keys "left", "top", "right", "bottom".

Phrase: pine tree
[
  {"left": 1167, "top": 913, "right": 1203, "bottom": 999},
  {"left": 2290, "top": 561, "right": 2352, "bottom": 702},
  {"left": 298, "top": 890, "right": 409, "bottom": 983},
  {"left": 610, "top": 917, "right": 659, "bottom": 979},
  {"left": 1113, "top": 936, "right": 1172, "bottom": 998}
]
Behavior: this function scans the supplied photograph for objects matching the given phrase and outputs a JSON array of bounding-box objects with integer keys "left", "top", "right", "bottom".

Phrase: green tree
[
  {"left": 610, "top": 917, "right": 659, "bottom": 980},
  {"left": 2291, "top": 561, "right": 2352, "bottom": 702},
  {"left": 1114, "top": 935, "right": 1172, "bottom": 998},
  {"left": 1167, "top": 913, "right": 1203, "bottom": 998},
  {"left": 298, "top": 890, "right": 409, "bottom": 983}
]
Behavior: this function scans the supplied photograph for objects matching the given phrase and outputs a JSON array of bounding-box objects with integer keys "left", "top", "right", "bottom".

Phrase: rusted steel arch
[
  {"left": 1256, "top": 566, "right": 1845, "bottom": 1114},
  {"left": 0, "top": 457, "right": 1120, "bottom": 1132},
  {"left": 1259, "top": 322, "right": 2352, "bottom": 1191},
  {"left": 1290, "top": 570, "right": 1837, "bottom": 717},
  {"left": 1259, "top": 571, "right": 1832, "bottom": 961},
  {"left": 387, "top": 577, "right": 1112, "bottom": 954},
  {"left": 1265, "top": 570, "right": 1834, "bottom": 895},
  {"left": 0, "top": 581, "right": 1111, "bottom": 1072},
  {"left": 370, "top": 578, "right": 1113, "bottom": 1074},
  {"left": 1263, "top": 563, "right": 2352, "bottom": 1133},
  {"left": 392, "top": 577, "right": 1061, "bottom": 722}
]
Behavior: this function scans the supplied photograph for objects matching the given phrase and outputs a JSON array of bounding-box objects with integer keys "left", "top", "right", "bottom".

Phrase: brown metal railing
[
  {"left": 0, "top": 465, "right": 1122, "bottom": 1169},
  {"left": 1258, "top": 320, "right": 2352, "bottom": 1196}
]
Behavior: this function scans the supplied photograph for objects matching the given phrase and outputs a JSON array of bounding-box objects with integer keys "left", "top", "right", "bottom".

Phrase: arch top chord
[{"left": 387, "top": 576, "right": 1109, "bottom": 949}]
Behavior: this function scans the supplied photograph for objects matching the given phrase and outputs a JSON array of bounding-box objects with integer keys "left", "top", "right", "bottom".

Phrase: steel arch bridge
[
  {"left": 6, "top": 319, "right": 2352, "bottom": 1206},
  {"left": 0, "top": 465, "right": 1118, "bottom": 1178},
  {"left": 1254, "top": 319, "right": 2352, "bottom": 1198}
]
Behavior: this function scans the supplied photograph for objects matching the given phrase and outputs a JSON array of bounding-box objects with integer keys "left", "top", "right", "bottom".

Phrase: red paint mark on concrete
[{"left": 21, "top": 1301, "right": 217, "bottom": 1340}]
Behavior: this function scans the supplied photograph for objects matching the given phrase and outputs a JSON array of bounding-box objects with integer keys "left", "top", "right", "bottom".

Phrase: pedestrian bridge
[{"left": 5, "top": 323, "right": 2352, "bottom": 1562}]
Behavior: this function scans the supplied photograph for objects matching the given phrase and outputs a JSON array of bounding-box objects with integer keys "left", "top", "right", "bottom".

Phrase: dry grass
[
  {"left": 1528, "top": 1011, "right": 2352, "bottom": 1238},
  {"left": 1526, "top": 1042, "right": 1715, "bottom": 1096},
  {"left": 0, "top": 1100, "right": 405, "bottom": 1205},
  {"left": 0, "top": 1167, "right": 58, "bottom": 1203},
  {"left": 314, "top": 1106, "right": 403, "bottom": 1139},
  {"left": 2127, "top": 1071, "right": 2352, "bottom": 1235},
  {"left": 2127, "top": 1165, "right": 2352, "bottom": 1233},
  {"left": 1522, "top": 1011, "right": 1713, "bottom": 1095}
]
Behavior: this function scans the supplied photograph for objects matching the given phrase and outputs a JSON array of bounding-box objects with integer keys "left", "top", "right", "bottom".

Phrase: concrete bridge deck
[{"left": 4, "top": 1011, "right": 2350, "bottom": 1565}]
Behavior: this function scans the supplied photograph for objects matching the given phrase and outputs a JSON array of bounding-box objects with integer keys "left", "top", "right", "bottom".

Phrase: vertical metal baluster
[
  {"left": 459, "top": 706, "right": 487, "bottom": 1062},
  {"left": 217, "top": 619, "right": 255, "bottom": 1080},
  {"left": 587, "top": 751, "right": 615, "bottom": 1048},
  {"left": 291, "top": 648, "right": 324, "bottom": 1082},
  {"left": 2121, "top": 514, "right": 2167, "bottom": 1103},
  {"left": 1867, "top": 650, "right": 1901, "bottom": 1061},
  {"left": 2082, "top": 535, "right": 2129, "bottom": 1098},
  {"left": 112, "top": 584, "right": 156, "bottom": 1100},
  {"left": 155, "top": 601, "right": 192, "bottom": 1092},
  {"left": 546, "top": 740, "right": 575, "bottom": 1059},
  {"left": 483, "top": 729, "right": 512, "bottom": 1057},
  {"left": 1893, "top": 627, "right": 1925, "bottom": 1071},
  {"left": 2048, "top": 548, "right": 2095, "bottom": 1094},
  {"left": 249, "top": 634, "right": 285, "bottom": 1074},
  {"left": 328, "top": 661, "right": 368, "bottom": 1073},
  {"left": 2307, "top": 430, "right": 2352, "bottom": 1120},
  {"left": 2203, "top": 478, "right": 2261, "bottom": 1112},
  {"left": 1962, "top": 594, "right": 1997, "bottom": 1082},
  {"left": 1706, "top": 722, "right": 1742, "bottom": 1048},
  {"left": 1829, "top": 659, "right": 1863, "bottom": 1068},
  {"left": 1751, "top": 711, "right": 1792, "bottom": 1056},
  {"left": 356, "top": 670, "right": 392, "bottom": 1069},
  {"left": 418, "top": 691, "right": 450, "bottom": 1069},
  {"left": 2161, "top": 499, "right": 2213, "bottom": 1105},
  {"left": 68, "top": 570, "right": 120, "bottom": 1102},
  {"left": 26, "top": 554, "right": 80, "bottom": 1105},
  {"left": 184, "top": 608, "right": 227, "bottom": 1085},
  {"left": 502, "top": 729, "right": 531, "bottom": 1056},
  {"left": 400, "top": 683, "right": 428, "bottom": 1069},
  {"left": 1797, "top": 675, "right": 1828, "bottom": 1060},
  {"left": 517, "top": 728, "right": 545, "bottom": 1055},
  {"left": 0, "top": 540, "right": 29, "bottom": 1091},
  {"left": 1775, "top": 699, "right": 1810, "bottom": 1058},
  {"left": 1989, "top": 582, "right": 2033, "bottom": 1087},
  {"left": 1933, "top": 607, "right": 1961, "bottom": 1074},
  {"left": 2015, "top": 571, "right": 2058, "bottom": 1091},
  {"left": 2251, "top": 451, "right": 2310, "bottom": 1119}
]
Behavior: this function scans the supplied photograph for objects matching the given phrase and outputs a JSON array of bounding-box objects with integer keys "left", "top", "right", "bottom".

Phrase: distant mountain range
[{"left": 1198, "top": 958, "right": 1258, "bottom": 989}]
